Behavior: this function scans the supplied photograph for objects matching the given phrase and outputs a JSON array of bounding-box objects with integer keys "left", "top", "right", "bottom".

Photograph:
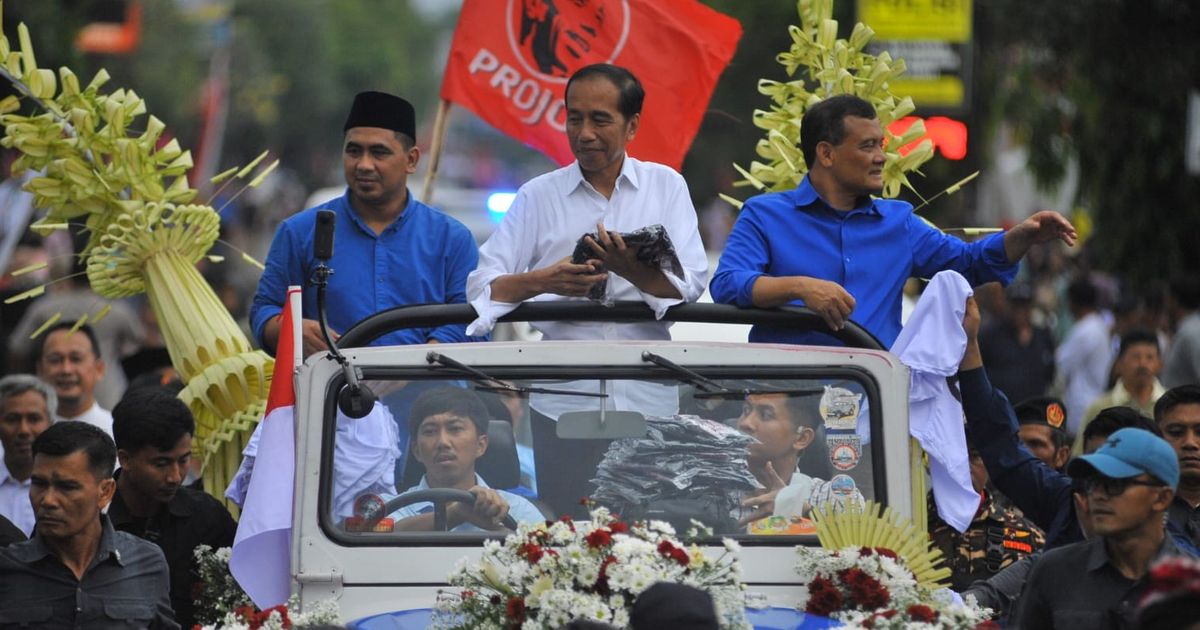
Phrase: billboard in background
[{"left": 858, "top": 0, "right": 973, "bottom": 113}]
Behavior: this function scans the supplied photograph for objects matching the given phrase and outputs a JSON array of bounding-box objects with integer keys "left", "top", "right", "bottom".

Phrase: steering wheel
[{"left": 376, "top": 488, "right": 519, "bottom": 531}]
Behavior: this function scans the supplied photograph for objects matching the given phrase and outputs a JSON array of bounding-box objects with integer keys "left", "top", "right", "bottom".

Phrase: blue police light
[{"left": 487, "top": 192, "right": 517, "bottom": 223}]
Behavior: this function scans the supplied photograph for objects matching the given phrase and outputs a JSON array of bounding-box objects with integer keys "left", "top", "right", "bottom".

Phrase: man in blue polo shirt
[
  {"left": 710, "top": 94, "right": 1077, "bottom": 347},
  {"left": 250, "top": 90, "right": 479, "bottom": 355}
]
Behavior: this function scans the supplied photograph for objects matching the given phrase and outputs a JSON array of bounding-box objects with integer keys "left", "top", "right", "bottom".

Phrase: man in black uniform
[{"left": 108, "top": 388, "right": 236, "bottom": 628}]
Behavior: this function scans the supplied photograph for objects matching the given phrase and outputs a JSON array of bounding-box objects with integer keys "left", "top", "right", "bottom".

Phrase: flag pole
[{"left": 421, "top": 99, "right": 452, "bottom": 205}]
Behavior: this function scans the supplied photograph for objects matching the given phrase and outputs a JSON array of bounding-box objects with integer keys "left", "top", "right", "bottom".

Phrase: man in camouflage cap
[
  {"left": 1014, "top": 396, "right": 1071, "bottom": 472},
  {"left": 928, "top": 433, "right": 1045, "bottom": 591}
]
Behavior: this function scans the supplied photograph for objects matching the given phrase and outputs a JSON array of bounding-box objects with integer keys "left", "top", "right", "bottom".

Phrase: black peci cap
[{"left": 343, "top": 91, "right": 416, "bottom": 138}]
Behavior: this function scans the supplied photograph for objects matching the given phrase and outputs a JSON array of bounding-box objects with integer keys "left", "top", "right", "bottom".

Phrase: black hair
[
  {"left": 799, "top": 95, "right": 879, "bottom": 168},
  {"left": 392, "top": 131, "right": 415, "bottom": 150},
  {"left": 566, "top": 63, "right": 645, "bottom": 120},
  {"left": 32, "top": 421, "right": 116, "bottom": 480},
  {"left": 112, "top": 387, "right": 195, "bottom": 453},
  {"left": 1067, "top": 278, "right": 1099, "bottom": 311},
  {"left": 1117, "top": 329, "right": 1160, "bottom": 359},
  {"left": 1169, "top": 276, "right": 1200, "bottom": 311},
  {"left": 1083, "top": 407, "right": 1162, "bottom": 447},
  {"left": 408, "top": 387, "right": 489, "bottom": 440},
  {"left": 1155, "top": 385, "right": 1200, "bottom": 424},
  {"left": 34, "top": 321, "right": 102, "bottom": 363}
]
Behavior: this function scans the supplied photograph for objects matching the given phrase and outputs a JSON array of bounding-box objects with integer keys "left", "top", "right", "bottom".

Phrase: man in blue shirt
[
  {"left": 250, "top": 91, "right": 480, "bottom": 355},
  {"left": 386, "top": 388, "right": 542, "bottom": 532},
  {"left": 710, "top": 94, "right": 1077, "bottom": 347}
]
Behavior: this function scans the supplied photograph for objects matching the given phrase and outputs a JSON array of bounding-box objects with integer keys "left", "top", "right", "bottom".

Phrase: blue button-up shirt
[
  {"left": 251, "top": 190, "right": 482, "bottom": 349},
  {"left": 710, "top": 177, "right": 1017, "bottom": 347}
]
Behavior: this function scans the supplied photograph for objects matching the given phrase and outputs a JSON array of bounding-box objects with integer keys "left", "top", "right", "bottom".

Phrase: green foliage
[{"left": 976, "top": 0, "right": 1200, "bottom": 284}]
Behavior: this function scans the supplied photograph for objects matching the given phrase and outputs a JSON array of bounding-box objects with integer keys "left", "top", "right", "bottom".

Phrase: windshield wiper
[
  {"left": 425, "top": 352, "right": 608, "bottom": 398},
  {"left": 639, "top": 351, "right": 823, "bottom": 400}
]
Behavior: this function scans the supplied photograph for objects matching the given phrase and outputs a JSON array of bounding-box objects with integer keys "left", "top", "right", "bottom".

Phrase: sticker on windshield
[
  {"left": 820, "top": 386, "right": 862, "bottom": 430},
  {"left": 828, "top": 435, "right": 862, "bottom": 471},
  {"left": 829, "top": 474, "right": 858, "bottom": 498}
]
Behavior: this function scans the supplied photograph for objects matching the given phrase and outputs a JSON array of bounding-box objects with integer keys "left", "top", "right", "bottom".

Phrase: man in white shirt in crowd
[
  {"left": 1055, "top": 279, "right": 1113, "bottom": 436},
  {"left": 466, "top": 63, "right": 707, "bottom": 515},
  {"left": 0, "top": 375, "right": 56, "bottom": 535},
  {"left": 35, "top": 322, "right": 113, "bottom": 436}
]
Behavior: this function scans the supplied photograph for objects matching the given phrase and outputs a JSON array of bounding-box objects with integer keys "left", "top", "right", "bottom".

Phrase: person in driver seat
[{"left": 387, "top": 388, "right": 543, "bottom": 532}]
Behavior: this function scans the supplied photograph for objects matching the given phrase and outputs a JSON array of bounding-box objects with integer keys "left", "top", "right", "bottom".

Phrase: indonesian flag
[
  {"left": 230, "top": 286, "right": 301, "bottom": 608},
  {"left": 441, "top": 0, "right": 742, "bottom": 169}
]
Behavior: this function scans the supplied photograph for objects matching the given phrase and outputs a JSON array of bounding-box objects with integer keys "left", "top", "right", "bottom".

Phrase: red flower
[
  {"left": 609, "top": 521, "right": 629, "bottom": 534},
  {"left": 846, "top": 573, "right": 890, "bottom": 610},
  {"left": 657, "top": 540, "right": 676, "bottom": 556},
  {"left": 805, "top": 576, "right": 844, "bottom": 617},
  {"left": 973, "top": 622, "right": 1001, "bottom": 630},
  {"left": 506, "top": 596, "right": 526, "bottom": 623},
  {"left": 906, "top": 604, "right": 939, "bottom": 622},
  {"left": 518, "top": 542, "right": 544, "bottom": 564},
  {"left": 873, "top": 547, "right": 899, "bottom": 560},
  {"left": 859, "top": 547, "right": 873, "bottom": 557},
  {"left": 671, "top": 548, "right": 691, "bottom": 567},
  {"left": 585, "top": 529, "right": 612, "bottom": 549},
  {"left": 594, "top": 555, "right": 618, "bottom": 596}
]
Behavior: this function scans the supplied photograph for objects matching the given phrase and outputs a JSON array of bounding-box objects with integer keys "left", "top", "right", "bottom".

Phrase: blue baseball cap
[{"left": 1068, "top": 428, "right": 1179, "bottom": 490}]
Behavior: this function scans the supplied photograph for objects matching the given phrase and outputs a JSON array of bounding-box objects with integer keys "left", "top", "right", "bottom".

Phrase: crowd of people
[{"left": 0, "top": 61, "right": 1198, "bottom": 629}]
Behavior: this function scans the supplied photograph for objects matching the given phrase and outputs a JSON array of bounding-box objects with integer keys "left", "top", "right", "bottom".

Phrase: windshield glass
[{"left": 322, "top": 369, "right": 879, "bottom": 543}]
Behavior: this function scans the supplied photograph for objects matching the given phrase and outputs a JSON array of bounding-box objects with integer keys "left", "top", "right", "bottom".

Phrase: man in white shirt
[
  {"left": 0, "top": 374, "right": 56, "bottom": 535},
  {"left": 1055, "top": 280, "right": 1113, "bottom": 436},
  {"left": 466, "top": 63, "right": 708, "bottom": 515},
  {"left": 35, "top": 322, "right": 113, "bottom": 436}
]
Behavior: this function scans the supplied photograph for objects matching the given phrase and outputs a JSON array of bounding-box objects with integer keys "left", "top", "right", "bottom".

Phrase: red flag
[{"left": 441, "top": 0, "right": 742, "bottom": 169}]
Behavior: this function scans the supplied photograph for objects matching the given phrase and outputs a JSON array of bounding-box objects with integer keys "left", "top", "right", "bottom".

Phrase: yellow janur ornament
[{"left": 0, "top": 4, "right": 278, "bottom": 512}]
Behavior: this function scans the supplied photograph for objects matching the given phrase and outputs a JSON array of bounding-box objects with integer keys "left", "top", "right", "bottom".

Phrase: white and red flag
[{"left": 230, "top": 285, "right": 301, "bottom": 608}]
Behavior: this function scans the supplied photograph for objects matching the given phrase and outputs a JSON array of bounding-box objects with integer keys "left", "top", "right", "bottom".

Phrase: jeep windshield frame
[{"left": 312, "top": 301, "right": 892, "bottom": 548}]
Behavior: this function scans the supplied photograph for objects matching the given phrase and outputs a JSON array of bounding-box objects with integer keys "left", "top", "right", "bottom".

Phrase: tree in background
[{"left": 975, "top": 0, "right": 1200, "bottom": 285}]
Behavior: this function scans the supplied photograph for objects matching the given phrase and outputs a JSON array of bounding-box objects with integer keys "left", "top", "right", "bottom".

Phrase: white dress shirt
[
  {"left": 54, "top": 401, "right": 114, "bottom": 437},
  {"left": 1054, "top": 311, "right": 1113, "bottom": 435},
  {"left": 466, "top": 156, "right": 708, "bottom": 339},
  {"left": 0, "top": 461, "right": 34, "bottom": 535}
]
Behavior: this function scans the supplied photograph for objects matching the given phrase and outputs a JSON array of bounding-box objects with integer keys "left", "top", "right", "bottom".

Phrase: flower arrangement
[
  {"left": 794, "top": 546, "right": 993, "bottom": 629},
  {"left": 433, "top": 505, "right": 750, "bottom": 630},
  {"left": 794, "top": 501, "right": 994, "bottom": 629},
  {"left": 192, "top": 545, "right": 340, "bottom": 630}
]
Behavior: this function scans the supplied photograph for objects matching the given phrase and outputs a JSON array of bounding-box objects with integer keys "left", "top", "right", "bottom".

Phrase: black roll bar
[{"left": 338, "top": 301, "right": 884, "bottom": 351}]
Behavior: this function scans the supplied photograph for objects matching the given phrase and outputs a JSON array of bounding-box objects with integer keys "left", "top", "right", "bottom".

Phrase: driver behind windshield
[
  {"left": 385, "top": 388, "right": 543, "bottom": 532},
  {"left": 735, "top": 392, "right": 863, "bottom": 531}
]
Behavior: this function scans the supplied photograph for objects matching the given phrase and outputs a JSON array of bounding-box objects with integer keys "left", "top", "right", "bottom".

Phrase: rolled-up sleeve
[
  {"left": 466, "top": 189, "right": 536, "bottom": 336},
  {"left": 711, "top": 205, "right": 769, "bottom": 307},
  {"left": 638, "top": 173, "right": 708, "bottom": 318}
]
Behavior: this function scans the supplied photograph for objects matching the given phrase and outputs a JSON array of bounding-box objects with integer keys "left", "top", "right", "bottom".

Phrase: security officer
[
  {"left": 928, "top": 434, "right": 1045, "bottom": 591},
  {"left": 1013, "top": 396, "right": 1071, "bottom": 472}
]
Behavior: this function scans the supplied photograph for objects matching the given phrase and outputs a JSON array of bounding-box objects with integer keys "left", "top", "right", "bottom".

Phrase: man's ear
[
  {"left": 406, "top": 145, "right": 421, "bottom": 174},
  {"left": 475, "top": 432, "right": 489, "bottom": 458},
  {"left": 98, "top": 477, "right": 116, "bottom": 510},
  {"left": 1153, "top": 487, "right": 1175, "bottom": 513},
  {"left": 816, "top": 141, "right": 836, "bottom": 167},
  {"left": 1053, "top": 446, "right": 1071, "bottom": 470},
  {"left": 791, "top": 427, "right": 815, "bottom": 454},
  {"left": 625, "top": 112, "right": 640, "bottom": 142},
  {"left": 95, "top": 357, "right": 107, "bottom": 380},
  {"left": 116, "top": 449, "right": 130, "bottom": 470}
]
